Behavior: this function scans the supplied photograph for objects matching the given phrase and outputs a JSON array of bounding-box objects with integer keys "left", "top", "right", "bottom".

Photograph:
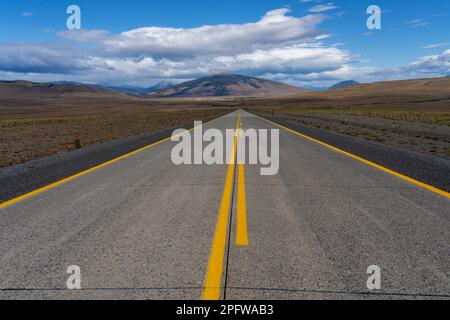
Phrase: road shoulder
[{"left": 254, "top": 112, "right": 450, "bottom": 192}]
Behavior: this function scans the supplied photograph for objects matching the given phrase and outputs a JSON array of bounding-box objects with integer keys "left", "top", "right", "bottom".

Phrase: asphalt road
[{"left": 0, "top": 110, "right": 449, "bottom": 300}]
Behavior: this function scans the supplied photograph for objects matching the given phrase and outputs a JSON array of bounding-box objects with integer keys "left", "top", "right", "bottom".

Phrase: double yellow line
[
  {"left": 236, "top": 116, "right": 249, "bottom": 247},
  {"left": 202, "top": 111, "right": 449, "bottom": 300},
  {"left": 202, "top": 112, "right": 248, "bottom": 300}
]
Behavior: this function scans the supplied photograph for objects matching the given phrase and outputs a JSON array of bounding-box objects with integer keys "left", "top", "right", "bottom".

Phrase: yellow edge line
[
  {"left": 202, "top": 112, "right": 240, "bottom": 300},
  {"left": 256, "top": 114, "right": 450, "bottom": 199},
  {"left": 0, "top": 116, "right": 221, "bottom": 210},
  {"left": 236, "top": 163, "right": 248, "bottom": 246}
]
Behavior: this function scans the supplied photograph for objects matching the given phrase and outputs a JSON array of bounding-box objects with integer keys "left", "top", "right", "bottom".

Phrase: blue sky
[{"left": 0, "top": 0, "right": 449, "bottom": 87}]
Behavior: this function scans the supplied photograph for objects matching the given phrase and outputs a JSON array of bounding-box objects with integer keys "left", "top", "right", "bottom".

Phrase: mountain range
[
  {"left": 0, "top": 75, "right": 306, "bottom": 98},
  {"left": 1, "top": 75, "right": 449, "bottom": 100},
  {"left": 99, "top": 81, "right": 175, "bottom": 95},
  {"left": 147, "top": 74, "right": 307, "bottom": 97},
  {"left": 0, "top": 80, "right": 121, "bottom": 97}
]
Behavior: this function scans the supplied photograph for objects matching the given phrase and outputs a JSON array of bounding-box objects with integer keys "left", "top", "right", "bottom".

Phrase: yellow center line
[
  {"left": 236, "top": 116, "right": 249, "bottom": 247},
  {"left": 202, "top": 112, "right": 240, "bottom": 300},
  {"left": 256, "top": 114, "right": 450, "bottom": 199},
  {"left": 236, "top": 163, "right": 248, "bottom": 246}
]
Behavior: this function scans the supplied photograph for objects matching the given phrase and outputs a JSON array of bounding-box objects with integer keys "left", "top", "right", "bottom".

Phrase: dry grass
[
  {"left": 257, "top": 106, "right": 450, "bottom": 159},
  {"left": 0, "top": 109, "right": 228, "bottom": 168},
  {"left": 1, "top": 76, "right": 449, "bottom": 167},
  {"left": 276, "top": 108, "right": 450, "bottom": 126}
]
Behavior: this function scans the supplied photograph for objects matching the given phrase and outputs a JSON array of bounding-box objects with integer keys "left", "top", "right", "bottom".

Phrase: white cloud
[
  {"left": 308, "top": 3, "right": 338, "bottom": 13},
  {"left": 217, "top": 46, "right": 350, "bottom": 74},
  {"left": 73, "top": 44, "right": 351, "bottom": 86},
  {"left": 3, "top": 8, "right": 351, "bottom": 86},
  {"left": 256, "top": 49, "right": 450, "bottom": 88},
  {"left": 1, "top": 8, "right": 449, "bottom": 87},
  {"left": 406, "top": 18, "right": 429, "bottom": 29},
  {"left": 60, "top": 9, "right": 326, "bottom": 58},
  {"left": 406, "top": 49, "right": 450, "bottom": 75},
  {"left": 421, "top": 43, "right": 450, "bottom": 49},
  {"left": 0, "top": 43, "right": 90, "bottom": 74}
]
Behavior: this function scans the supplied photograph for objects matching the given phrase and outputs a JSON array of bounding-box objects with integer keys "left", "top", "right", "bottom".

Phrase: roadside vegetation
[
  {"left": 1, "top": 76, "right": 449, "bottom": 167},
  {"left": 256, "top": 106, "right": 450, "bottom": 159},
  {"left": 277, "top": 108, "right": 450, "bottom": 127},
  {"left": 0, "top": 109, "right": 229, "bottom": 168}
]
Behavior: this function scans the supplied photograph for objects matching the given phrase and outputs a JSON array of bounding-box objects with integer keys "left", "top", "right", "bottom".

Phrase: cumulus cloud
[
  {"left": 212, "top": 45, "right": 350, "bottom": 75},
  {"left": 2, "top": 8, "right": 348, "bottom": 85},
  {"left": 342, "top": 50, "right": 450, "bottom": 86},
  {"left": 0, "top": 43, "right": 91, "bottom": 74},
  {"left": 59, "top": 9, "right": 326, "bottom": 58},
  {"left": 1, "top": 8, "right": 449, "bottom": 87},
  {"left": 406, "top": 49, "right": 450, "bottom": 75},
  {"left": 261, "top": 64, "right": 378, "bottom": 88},
  {"left": 81, "top": 44, "right": 351, "bottom": 81}
]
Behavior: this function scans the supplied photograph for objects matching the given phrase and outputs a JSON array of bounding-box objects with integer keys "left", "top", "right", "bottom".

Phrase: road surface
[{"left": 0, "top": 110, "right": 449, "bottom": 300}]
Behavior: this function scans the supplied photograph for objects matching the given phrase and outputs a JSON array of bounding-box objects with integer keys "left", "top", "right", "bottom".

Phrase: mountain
[
  {"left": 329, "top": 80, "right": 360, "bottom": 90},
  {"left": 93, "top": 81, "right": 175, "bottom": 95},
  {"left": 147, "top": 74, "right": 307, "bottom": 98},
  {"left": 97, "top": 84, "right": 150, "bottom": 95},
  {"left": 0, "top": 80, "right": 123, "bottom": 97},
  {"left": 0, "top": 75, "right": 306, "bottom": 98},
  {"left": 146, "top": 81, "right": 174, "bottom": 92},
  {"left": 104, "top": 82, "right": 175, "bottom": 94}
]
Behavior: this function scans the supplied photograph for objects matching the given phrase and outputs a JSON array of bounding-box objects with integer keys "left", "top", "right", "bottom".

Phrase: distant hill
[
  {"left": 97, "top": 84, "right": 150, "bottom": 95},
  {"left": 147, "top": 74, "right": 308, "bottom": 98},
  {"left": 72, "top": 81, "right": 174, "bottom": 95},
  {"left": 245, "top": 77, "right": 450, "bottom": 112},
  {"left": 329, "top": 80, "right": 359, "bottom": 90},
  {"left": 0, "top": 80, "right": 175, "bottom": 97},
  {"left": 100, "top": 82, "right": 175, "bottom": 95},
  {"left": 316, "top": 77, "right": 450, "bottom": 97},
  {"left": 0, "top": 80, "right": 123, "bottom": 97},
  {"left": 147, "top": 81, "right": 174, "bottom": 92},
  {"left": 295, "top": 77, "right": 450, "bottom": 109}
]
